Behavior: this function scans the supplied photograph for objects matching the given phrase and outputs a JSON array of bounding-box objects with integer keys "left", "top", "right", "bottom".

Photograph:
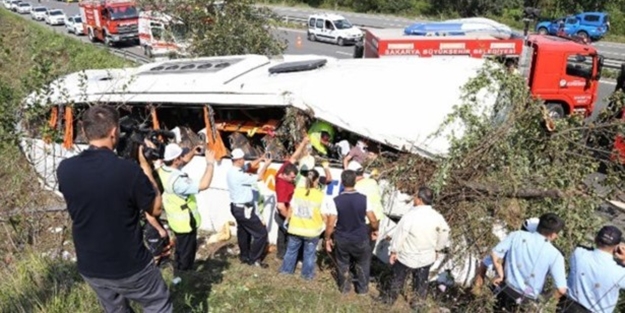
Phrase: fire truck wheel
[
  {"left": 538, "top": 27, "right": 548, "bottom": 35},
  {"left": 88, "top": 29, "right": 96, "bottom": 43},
  {"left": 307, "top": 32, "right": 316, "bottom": 41},
  {"left": 546, "top": 103, "right": 565, "bottom": 119}
]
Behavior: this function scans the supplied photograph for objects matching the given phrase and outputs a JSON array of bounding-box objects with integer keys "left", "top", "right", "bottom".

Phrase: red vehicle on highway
[
  {"left": 79, "top": 0, "right": 139, "bottom": 46},
  {"left": 355, "top": 27, "right": 605, "bottom": 119}
]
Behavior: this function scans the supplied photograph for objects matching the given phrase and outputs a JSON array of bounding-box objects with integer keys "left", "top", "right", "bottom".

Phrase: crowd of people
[{"left": 55, "top": 105, "right": 625, "bottom": 313}]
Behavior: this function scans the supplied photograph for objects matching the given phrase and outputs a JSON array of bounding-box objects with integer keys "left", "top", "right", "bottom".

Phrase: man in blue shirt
[
  {"left": 226, "top": 148, "right": 271, "bottom": 268},
  {"left": 491, "top": 212, "right": 567, "bottom": 312},
  {"left": 557, "top": 225, "right": 625, "bottom": 313}
]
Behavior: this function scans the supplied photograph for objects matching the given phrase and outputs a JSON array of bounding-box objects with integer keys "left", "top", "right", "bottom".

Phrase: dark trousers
[
  {"left": 556, "top": 295, "right": 592, "bottom": 313},
  {"left": 334, "top": 238, "right": 371, "bottom": 294},
  {"left": 174, "top": 228, "right": 197, "bottom": 271},
  {"left": 274, "top": 212, "right": 288, "bottom": 259},
  {"left": 494, "top": 283, "right": 541, "bottom": 312},
  {"left": 231, "top": 203, "right": 268, "bottom": 263},
  {"left": 385, "top": 260, "right": 432, "bottom": 306},
  {"left": 81, "top": 261, "right": 172, "bottom": 313}
]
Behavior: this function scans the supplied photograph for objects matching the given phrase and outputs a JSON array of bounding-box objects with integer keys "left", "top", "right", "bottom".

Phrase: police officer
[
  {"left": 557, "top": 225, "right": 625, "bottom": 313},
  {"left": 226, "top": 148, "right": 272, "bottom": 268},
  {"left": 158, "top": 143, "right": 216, "bottom": 272},
  {"left": 491, "top": 212, "right": 567, "bottom": 312}
]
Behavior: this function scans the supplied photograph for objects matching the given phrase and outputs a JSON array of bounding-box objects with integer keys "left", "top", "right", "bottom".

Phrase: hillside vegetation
[{"left": 262, "top": 0, "right": 625, "bottom": 42}]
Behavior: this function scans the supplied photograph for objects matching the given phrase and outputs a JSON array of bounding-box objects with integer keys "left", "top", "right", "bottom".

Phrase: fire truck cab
[
  {"left": 355, "top": 28, "right": 604, "bottom": 118},
  {"left": 79, "top": 0, "right": 139, "bottom": 47}
]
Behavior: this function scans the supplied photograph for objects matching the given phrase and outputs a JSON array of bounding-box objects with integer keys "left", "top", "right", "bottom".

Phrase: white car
[
  {"left": 8, "top": 0, "right": 20, "bottom": 11},
  {"left": 2, "top": 0, "right": 12, "bottom": 9},
  {"left": 65, "top": 15, "right": 84, "bottom": 35},
  {"left": 307, "top": 13, "right": 363, "bottom": 46},
  {"left": 30, "top": 6, "right": 47, "bottom": 20},
  {"left": 44, "top": 9, "right": 65, "bottom": 26},
  {"left": 15, "top": 2, "right": 30, "bottom": 14}
]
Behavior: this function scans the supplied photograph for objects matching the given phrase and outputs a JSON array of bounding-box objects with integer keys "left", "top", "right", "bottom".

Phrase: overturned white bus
[{"left": 18, "top": 53, "right": 500, "bottom": 287}]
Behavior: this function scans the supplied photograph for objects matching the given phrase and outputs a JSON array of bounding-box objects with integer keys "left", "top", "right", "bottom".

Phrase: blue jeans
[{"left": 279, "top": 234, "right": 320, "bottom": 280}]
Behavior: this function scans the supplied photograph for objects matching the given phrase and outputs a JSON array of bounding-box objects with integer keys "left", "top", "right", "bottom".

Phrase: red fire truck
[
  {"left": 355, "top": 28, "right": 605, "bottom": 119},
  {"left": 361, "top": 28, "right": 524, "bottom": 58},
  {"left": 79, "top": 0, "right": 139, "bottom": 47}
]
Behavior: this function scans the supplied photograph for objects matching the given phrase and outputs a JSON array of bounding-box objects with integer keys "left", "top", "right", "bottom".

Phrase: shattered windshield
[
  {"left": 108, "top": 6, "right": 138, "bottom": 20},
  {"left": 168, "top": 23, "right": 187, "bottom": 42},
  {"left": 333, "top": 19, "right": 353, "bottom": 30}
]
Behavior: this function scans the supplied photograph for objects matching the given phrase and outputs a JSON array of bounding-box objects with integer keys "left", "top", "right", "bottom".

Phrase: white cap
[
  {"left": 523, "top": 217, "right": 540, "bottom": 233},
  {"left": 163, "top": 143, "right": 183, "bottom": 162},
  {"left": 346, "top": 160, "right": 363, "bottom": 171},
  {"left": 231, "top": 148, "right": 245, "bottom": 160}
]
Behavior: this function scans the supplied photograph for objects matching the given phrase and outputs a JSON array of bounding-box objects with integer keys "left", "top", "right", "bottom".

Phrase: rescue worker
[
  {"left": 226, "top": 148, "right": 272, "bottom": 268},
  {"left": 158, "top": 143, "right": 216, "bottom": 272},
  {"left": 279, "top": 168, "right": 329, "bottom": 280},
  {"left": 380, "top": 186, "right": 450, "bottom": 310},
  {"left": 491, "top": 212, "right": 567, "bottom": 312},
  {"left": 343, "top": 139, "right": 374, "bottom": 165},
  {"left": 471, "top": 217, "right": 540, "bottom": 296},
  {"left": 308, "top": 120, "right": 336, "bottom": 156},
  {"left": 557, "top": 225, "right": 625, "bottom": 313},
  {"left": 345, "top": 161, "right": 384, "bottom": 238},
  {"left": 324, "top": 170, "right": 379, "bottom": 295}
]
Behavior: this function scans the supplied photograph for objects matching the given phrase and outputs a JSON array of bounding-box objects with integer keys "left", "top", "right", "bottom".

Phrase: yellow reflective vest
[
  {"left": 287, "top": 187, "right": 325, "bottom": 238},
  {"left": 157, "top": 167, "right": 201, "bottom": 234},
  {"left": 307, "top": 121, "right": 335, "bottom": 155},
  {"left": 356, "top": 177, "right": 384, "bottom": 222}
]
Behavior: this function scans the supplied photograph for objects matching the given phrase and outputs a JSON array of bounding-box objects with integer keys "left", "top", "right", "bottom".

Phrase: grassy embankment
[{"left": 0, "top": 9, "right": 412, "bottom": 313}]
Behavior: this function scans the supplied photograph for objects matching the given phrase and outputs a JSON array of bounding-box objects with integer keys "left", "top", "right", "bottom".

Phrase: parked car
[
  {"left": 15, "top": 2, "right": 30, "bottom": 14},
  {"left": 44, "top": 9, "right": 65, "bottom": 26},
  {"left": 2, "top": 0, "right": 12, "bottom": 9},
  {"left": 535, "top": 12, "right": 609, "bottom": 41},
  {"left": 65, "top": 15, "right": 84, "bottom": 35},
  {"left": 30, "top": 6, "right": 47, "bottom": 20}
]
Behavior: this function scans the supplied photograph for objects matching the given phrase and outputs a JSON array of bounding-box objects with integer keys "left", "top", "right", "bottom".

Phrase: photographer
[
  {"left": 557, "top": 226, "right": 625, "bottom": 313},
  {"left": 157, "top": 143, "right": 216, "bottom": 272},
  {"left": 57, "top": 105, "right": 172, "bottom": 312}
]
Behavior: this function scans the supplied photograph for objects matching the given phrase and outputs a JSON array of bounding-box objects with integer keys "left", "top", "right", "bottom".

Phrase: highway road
[
  {"left": 267, "top": 5, "right": 625, "bottom": 62},
  {"left": 3, "top": 1, "right": 617, "bottom": 116}
]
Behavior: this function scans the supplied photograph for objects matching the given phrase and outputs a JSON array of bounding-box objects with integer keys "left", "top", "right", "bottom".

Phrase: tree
[
  {"left": 372, "top": 61, "right": 625, "bottom": 311},
  {"left": 138, "top": 0, "right": 287, "bottom": 57}
]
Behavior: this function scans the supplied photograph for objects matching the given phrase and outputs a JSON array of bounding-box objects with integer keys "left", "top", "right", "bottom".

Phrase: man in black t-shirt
[{"left": 57, "top": 105, "right": 172, "bottom": 313}]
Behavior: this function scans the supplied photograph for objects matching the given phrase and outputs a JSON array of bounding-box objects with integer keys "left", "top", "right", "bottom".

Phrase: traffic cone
[{"left": 296, "top": 35, "right": 302, "bottom": 48}]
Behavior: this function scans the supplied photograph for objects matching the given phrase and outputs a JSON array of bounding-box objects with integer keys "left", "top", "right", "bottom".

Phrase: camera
[{"left": 116, "top": 116, "right": 176, "bottom": 162}]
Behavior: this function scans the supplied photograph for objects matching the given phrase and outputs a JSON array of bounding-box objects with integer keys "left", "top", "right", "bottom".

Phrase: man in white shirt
[{"left": 378, "top": 186, "right": 450, "bottom": 309}]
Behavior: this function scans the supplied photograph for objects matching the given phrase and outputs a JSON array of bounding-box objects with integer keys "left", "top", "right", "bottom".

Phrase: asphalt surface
[{"left": 3, "top": 1, "right": 617, "bottom": 114}]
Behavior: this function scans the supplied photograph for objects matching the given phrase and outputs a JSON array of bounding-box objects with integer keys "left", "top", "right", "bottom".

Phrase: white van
[{"left": 307, "top": 13, "right": 363, "bottom": 46}]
